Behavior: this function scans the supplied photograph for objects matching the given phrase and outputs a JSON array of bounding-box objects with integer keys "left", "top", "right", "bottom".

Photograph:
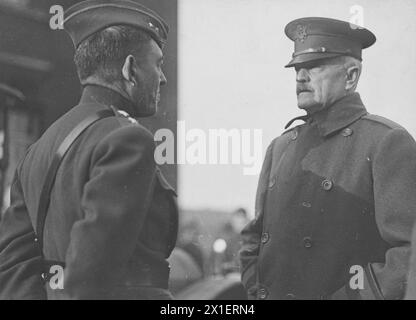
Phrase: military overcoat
[
  {"left": 0, "top": 85, "right": 178, "bottom": 299},
  {"left": 241, "top": 93, "right": 416, "bottom": 300}
]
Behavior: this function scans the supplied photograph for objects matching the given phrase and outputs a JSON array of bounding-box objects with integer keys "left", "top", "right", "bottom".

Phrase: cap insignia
[{"left": 294, "top": 24, "right": 308, "bottom": 42}]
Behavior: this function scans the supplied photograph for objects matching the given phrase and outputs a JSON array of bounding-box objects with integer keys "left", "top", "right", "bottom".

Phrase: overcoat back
[{"left": 0, "top": 85, "right": 178, "bottom": 299}]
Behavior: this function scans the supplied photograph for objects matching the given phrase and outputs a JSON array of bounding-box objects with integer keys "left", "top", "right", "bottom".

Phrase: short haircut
[
  {"left": 74, "top": 25, "right": 152, "bottom": 83},
  {"left": 340, "top": 55, "right": 362, "bottom": 70},
  {"left": 340, "top": 56, "right": 362, "bottom": 92},
  {"left": 321, "top": 56, "right": 362, "bottom": 92}
]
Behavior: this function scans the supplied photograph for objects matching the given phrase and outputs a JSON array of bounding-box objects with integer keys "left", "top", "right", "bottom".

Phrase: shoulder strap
[{"left": 35, "top": 108, "right": 115, "bottom": 253}]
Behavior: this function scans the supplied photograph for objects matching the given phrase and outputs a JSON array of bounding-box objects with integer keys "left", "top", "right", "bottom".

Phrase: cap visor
[{"left": 285, "top": 52, "right": 344, "bottom": 68}]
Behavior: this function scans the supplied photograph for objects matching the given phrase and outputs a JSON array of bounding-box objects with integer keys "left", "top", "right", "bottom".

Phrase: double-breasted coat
[
  {"left": 240, "top": 93, "right": 416, "bottom": 300},
  {"left": 0, "top": 85, "right": 178, "bottom": 299}
]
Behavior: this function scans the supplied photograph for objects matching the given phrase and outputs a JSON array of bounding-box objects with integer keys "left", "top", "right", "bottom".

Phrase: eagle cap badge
[{"left": 294, "top": 24, "right": 308, "bottom": 42}]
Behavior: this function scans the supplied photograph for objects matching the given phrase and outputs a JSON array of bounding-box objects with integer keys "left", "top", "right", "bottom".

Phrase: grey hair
[
  {"left": 339, "top": 56, "right": 362, "bottom": 92},
  {"left": 74, "top": 25, "right": 152, "bottom": 84}
]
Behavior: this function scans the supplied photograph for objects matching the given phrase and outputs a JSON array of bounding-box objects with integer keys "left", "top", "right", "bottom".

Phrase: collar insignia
[{"left": 117, "top": 109, "right": 137, "bottom": 124}]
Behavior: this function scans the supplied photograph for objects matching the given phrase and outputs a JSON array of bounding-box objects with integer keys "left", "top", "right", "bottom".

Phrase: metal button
[
  {"left": 303, "top": 237, "right": 313, "bottom": 248},
  {"left": 269, "top": 177, "right": 276, "bottom": 189},
  {"left": 342, "top": 128, "right": 353, "bottom": 137},
  {"left": 261, "top": 232, "right": 270, "bottom": 244},
  {"left": 34, "top": 238, "right": 38, "bottom": 242},
  {"left": 321, "top": 179, "right": 333, "bottom": 191},
  {"left": 258, "top": 288, "right": 268, "bottom": 300},
  {"left": 41, "top": 273, "right": 48, "bottom": 281},
  {"left": 286, "top": 293, "right": 296, "bottom": 300},
  {"left": 291, "top": 130, "right": 298, "bottom": 141}
]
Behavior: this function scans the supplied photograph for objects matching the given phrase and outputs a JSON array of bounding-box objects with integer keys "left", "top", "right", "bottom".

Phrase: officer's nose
[
  {"left": 160, "top": 70, "right": 167, "bottom": 86},
  {"left": 296, "top": 68, "right": 310, "bottom": 83}
]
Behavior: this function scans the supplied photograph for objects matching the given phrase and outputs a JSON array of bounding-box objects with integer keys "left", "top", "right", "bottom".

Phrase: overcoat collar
[
  {"left": 285, "top": 92, "right": 368, "bottom": 137},
  {"left": 79, "top": 84, "right": 135, "bottom": 116}
]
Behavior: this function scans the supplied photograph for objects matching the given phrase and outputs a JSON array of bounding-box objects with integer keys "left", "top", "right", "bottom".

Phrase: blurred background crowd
[{"left": 168, "top": 208, "right": 250, "bottom": 299}]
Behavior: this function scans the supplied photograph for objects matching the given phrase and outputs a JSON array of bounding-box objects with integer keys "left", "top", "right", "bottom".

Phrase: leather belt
[
  {"left": 35, "top": 108, "right": 115, "bottom": 252},
  {"left": 36, "top": 107, "right": 115, "bottom": 285}
]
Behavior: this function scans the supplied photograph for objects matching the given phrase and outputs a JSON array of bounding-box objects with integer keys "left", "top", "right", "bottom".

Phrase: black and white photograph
[{"left": 0, "top": 0, "right": 416, "bottom": 306}]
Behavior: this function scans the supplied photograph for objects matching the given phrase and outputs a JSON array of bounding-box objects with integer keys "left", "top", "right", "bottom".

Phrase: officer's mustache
[{"left": 297, "top": 86, "right": 313, "bottom": 95}]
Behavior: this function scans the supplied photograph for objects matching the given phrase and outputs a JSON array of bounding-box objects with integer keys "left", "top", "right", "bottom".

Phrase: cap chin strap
[{"left": 292, "top": 47, "right": 361, "bottom": 61}]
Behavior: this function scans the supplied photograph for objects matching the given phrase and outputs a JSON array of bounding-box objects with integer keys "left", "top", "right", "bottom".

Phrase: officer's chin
[
  {"left": 297, "top": 98, "right": 314, "bottom": 111},
  {"left": 297, "top": 96, "right": 320, "bottom": 113},
  {"left": 133, "top": 101, "right": 157, "bottom": 118}
]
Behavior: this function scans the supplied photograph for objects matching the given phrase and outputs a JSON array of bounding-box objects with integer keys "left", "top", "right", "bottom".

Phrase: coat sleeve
[
  {"left": 405, "top": 225, "right": 416, "bottom": 299},
  {"left": 239, "top": 141, "right": 273, "bottom": 299},
  {"left": 361, "top": 128, "right": 416, "bottom": 300},
  {"left": 0, "top": 167, "right": 47, "bottom": 299},
  {"left": 60, "top": 125, "right": 156, "bottom": 299}
]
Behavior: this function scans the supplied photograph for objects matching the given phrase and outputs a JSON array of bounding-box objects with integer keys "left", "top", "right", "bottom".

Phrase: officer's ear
[
  {"left": 345, "top": 66, "right": 361, "bottom": 91},
  {"left": 122, "top": 55, "right": 138, "bottom": 86}
]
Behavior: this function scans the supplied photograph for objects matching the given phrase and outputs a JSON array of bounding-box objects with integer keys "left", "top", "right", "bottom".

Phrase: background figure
[
  {"left": 211, "top": 208, "right": 250, "bottom": 276},
  {"left": 177, "top": 220, "right": 205, "bottom": 272},
  {"left": 169, "top": 220, "right": 204, "bottom": 295},
  {"left": 171, "top": 209, "right": 249, "bottom": 300}
]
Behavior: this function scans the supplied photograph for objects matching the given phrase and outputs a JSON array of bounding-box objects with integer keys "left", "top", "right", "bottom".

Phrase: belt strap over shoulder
[{"left": 35, "top": 108, "right": 115, "bottom": 253}]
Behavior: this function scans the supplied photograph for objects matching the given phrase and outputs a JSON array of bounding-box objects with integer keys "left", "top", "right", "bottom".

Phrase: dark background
[{"left": 0, "top": 0, "right": 178, "bottom": 193}]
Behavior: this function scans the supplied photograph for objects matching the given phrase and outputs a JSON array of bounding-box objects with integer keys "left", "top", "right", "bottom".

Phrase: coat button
[
  {"left": 342, "top": 128, "right": 353, "bottom": 137},
  {"left": 258, "top": 288, "right": 268, "bottom": 300},
  {"left": 321, "top": 179, "right": 333, "bottom": 191},
  {"left": 286, "top": 293, "right": 296, "bottom": 300},
  {"left": 261, "top": 232, "right": 270, "bottom": 244},
  {"left": 291, "top": 130, "right": 298, "bottom": 141},
  {"left": 34, "top": 238, "right": 38, "bottom": 242},
  {"left": 303, "top": 237, "right": 313, "bottom": 248},
  {"left": 269, "top": 177, "right": 276, "bottom": 189}
]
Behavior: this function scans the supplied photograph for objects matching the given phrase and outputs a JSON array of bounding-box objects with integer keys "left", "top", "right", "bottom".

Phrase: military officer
[
  {"left": 0, "top": 0, "right": 178, "bottom": 300},
  {"left": 240, "top": 17, "right": 416, "bottom": 300}
]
